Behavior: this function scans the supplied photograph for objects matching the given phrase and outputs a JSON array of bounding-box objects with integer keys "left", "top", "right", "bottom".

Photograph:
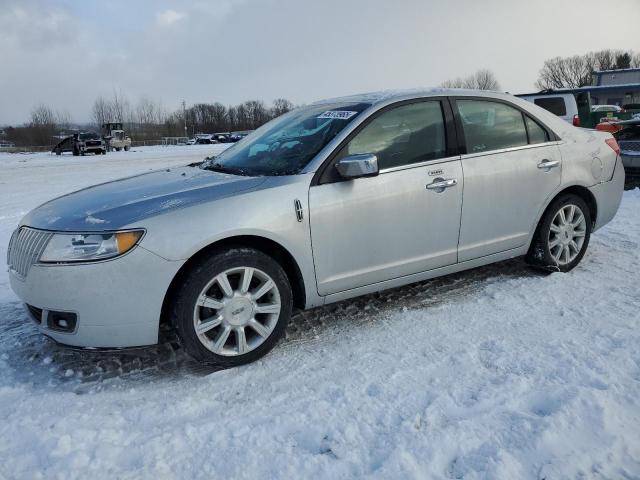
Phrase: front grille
[
  {"left": 7, "top": 227, "right": 53, "bottom": 278},
  {"left": 619, "top": 140, "right": 640, "bottom": 153},
  {"left": 85, "top": 141, "right": 101, "bottom": 147}
]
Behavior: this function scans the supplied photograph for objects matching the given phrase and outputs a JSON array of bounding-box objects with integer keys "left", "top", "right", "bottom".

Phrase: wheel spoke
[
  {"left": 252, "top": 279, "right": 274, "bottom": 300},
  {"left": 571, "top": 213, "right": 584, "bottom": 228},
  {"left": 563, "top": 245, "right": 571, "bottom": 263},
  {"left": 566, "top": 205, "right": 576, "bottom": 223},
  {"left": 569, "top": 240, "right": 579, "bottom": 254},
  {"left": 197, "top": 295, "right": 224, "bottom": 310},
  {"left": 212, "top": 326, "right": 231, "bottom": 352},
  {"left": 558, "top": 208, "right": 567, "bottom": 225},
  {"left": 236, "top": 327, "right": 248, "bottom": 354},
  {"left": 240, "top": 267, "right": 254, "bottom": 294},
  {"left": 550, "top": 223, "right": 561, "bottom": 233},
  {"left": 195, "top": 315, "right": 222, "bottom": 335},
  {"left": 549, "top": 238, "right": 560, "bottom": 248},
  {"left": 216, "top": 273, "right": 234, "bottom": 298},
  {"left": 551, "top": 245, "right": 562, "bottom": 261},
  {"left": 573, "top": 229, "right": 586, "bottom": 237},
  {"left": 254, "top": 303, "right": 280, "bottom": 315},
  {"left": 249, "top": 319, "right": 270, "bottom": 338}
]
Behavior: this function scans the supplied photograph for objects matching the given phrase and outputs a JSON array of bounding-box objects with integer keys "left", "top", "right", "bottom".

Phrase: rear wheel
[
  {"left": 171, "top": 248, "right": 292, "bottom": 366},
  {"left": 124, "top": 145, "right": 130, "bottom": 151},
  {"left": 526, "top": 194, "right": 592, "bottom": 272}
]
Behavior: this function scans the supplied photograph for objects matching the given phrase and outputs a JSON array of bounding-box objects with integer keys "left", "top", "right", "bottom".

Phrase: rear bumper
[
  {"left": 9, "top": 246, "right": 183, "bottom": 348},
  {"left": 589, "top": 156, "right": 625, "bottom": 232}
]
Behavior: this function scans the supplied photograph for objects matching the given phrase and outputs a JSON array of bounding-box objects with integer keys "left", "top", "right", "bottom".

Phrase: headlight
[{"left": 39, "top": 230, "right": 144, "bottom": 263}]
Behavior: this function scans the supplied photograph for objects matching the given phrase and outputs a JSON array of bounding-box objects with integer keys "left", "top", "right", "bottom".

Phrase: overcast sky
[{"left": 1, "top": 0, "right": 638, "bottom": 124}]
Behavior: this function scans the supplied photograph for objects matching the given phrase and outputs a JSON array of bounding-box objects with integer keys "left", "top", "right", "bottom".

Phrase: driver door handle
[
  {"left": 426, "top": 178, "right": 457, "bottom": 190},
  {"left": 537, "top": 159, "right": 560, "bottom": 169}
]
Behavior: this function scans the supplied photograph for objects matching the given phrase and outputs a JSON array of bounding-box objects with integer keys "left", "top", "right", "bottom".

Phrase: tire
[
  {"left": 116, "top": 147, "right": 122, "bottom": 152},
  {"left": 55, "top": 148, "right": 61, "bottom": 156},
  {"left": 124, "top": 145, "right": 130, "bottom": 151},
  {"left": 526, "top": 194, "right": 592, "bottom": 272},
  {"left": 171, "top": 247, "right": 292, "bottom": 367}
]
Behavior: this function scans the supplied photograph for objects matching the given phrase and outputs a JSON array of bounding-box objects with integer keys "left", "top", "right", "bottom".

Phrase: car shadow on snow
[{"left": 0, "top": 258, "right": 539, "bottom": 392}]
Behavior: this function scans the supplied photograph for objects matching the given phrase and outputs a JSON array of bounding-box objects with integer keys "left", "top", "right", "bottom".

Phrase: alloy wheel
[
  {"left": 548, "top": 204, "right": 587, "bottom": 266},
  {"left": 192, "top": 267, "right": 281, "bottom": 356}
]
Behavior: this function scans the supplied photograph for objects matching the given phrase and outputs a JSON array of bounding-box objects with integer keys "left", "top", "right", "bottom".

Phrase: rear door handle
[
  {"left": 537, "top": 159, "right": 560, "bottom": 169},
  {"left": 426, "top": 178, "right": 457, "bottom": 191}
]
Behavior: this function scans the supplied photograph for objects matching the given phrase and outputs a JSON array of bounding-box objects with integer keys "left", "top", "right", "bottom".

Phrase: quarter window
[
  {"left": 525, "top": 116, "right": 549, "bottom": 144},
  {"left": 457, "top": 100, "right": 528, "bottom": 153},
  {"left": 341, "top": 101, "right": 446, "bottom": 170}
]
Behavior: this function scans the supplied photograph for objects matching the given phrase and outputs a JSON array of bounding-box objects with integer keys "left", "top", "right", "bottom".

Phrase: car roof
[{"left": 311, "top": 88, "right": 509, "bottom": 106}]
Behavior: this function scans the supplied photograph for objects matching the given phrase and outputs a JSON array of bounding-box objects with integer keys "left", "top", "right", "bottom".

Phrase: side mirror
[{"left": 335, "top": 153, "right": 379, "bottom": 179}]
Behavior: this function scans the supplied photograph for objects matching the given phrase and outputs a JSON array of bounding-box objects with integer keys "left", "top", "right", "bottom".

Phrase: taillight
[
  {"left": 605, "top": 137, "right": 620, "bottom": 155},
  {"left": 572, "top": 114, "right": 580, "bottom": 127}
]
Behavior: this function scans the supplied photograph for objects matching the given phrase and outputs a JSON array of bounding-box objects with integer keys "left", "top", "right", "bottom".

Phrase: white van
[{"left": 517, "top": 92, "right": 579, "bottom": 125}]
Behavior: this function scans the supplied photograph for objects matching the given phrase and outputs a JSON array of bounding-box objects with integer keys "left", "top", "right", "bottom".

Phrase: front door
[
  {"left": 454, "top": 98, "right": 562, "bottom": 261},
  {"left": 309, "top": 100, "right": 463, "bottom": 296}
]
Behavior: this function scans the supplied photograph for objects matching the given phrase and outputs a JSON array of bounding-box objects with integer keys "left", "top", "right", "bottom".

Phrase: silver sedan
[{"left": 7, "top": 89, "right": 625, "bottom": 366}]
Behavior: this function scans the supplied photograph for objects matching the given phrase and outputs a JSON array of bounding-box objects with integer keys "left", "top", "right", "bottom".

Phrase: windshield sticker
[{"left": 317, "top": 110, "right": 358, "bottom": 120}]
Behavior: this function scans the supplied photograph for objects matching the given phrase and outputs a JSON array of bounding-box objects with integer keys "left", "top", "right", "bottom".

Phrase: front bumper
[
  {"left": 621, "top": 153, "right": 640, "bottom": 176},
  {"left": 9, "top": 245, "right": 184, "bottom": 348}
]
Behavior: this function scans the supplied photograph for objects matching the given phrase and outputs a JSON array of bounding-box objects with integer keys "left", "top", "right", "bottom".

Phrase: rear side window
[
  {"left": 525, "top": 116, "right": 549, "bottom": 144},
  {"left": 533, "top": 97, "right": 567, "bottom": 116},
  {"left": 457, "top": 100, "right": 528, "bottom": 153},
  {"left": 341, "top": 101, "right": 447, "bottom": 169}
]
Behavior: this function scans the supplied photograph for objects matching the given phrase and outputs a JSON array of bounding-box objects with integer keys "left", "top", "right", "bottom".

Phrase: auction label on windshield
[{"left": 317, "top": 111, "right": 358, "bottom": 120}]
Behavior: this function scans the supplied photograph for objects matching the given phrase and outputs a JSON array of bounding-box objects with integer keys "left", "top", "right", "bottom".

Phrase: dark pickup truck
[{"left": 52, "top": 132, "right": 106, "bottom": 156}]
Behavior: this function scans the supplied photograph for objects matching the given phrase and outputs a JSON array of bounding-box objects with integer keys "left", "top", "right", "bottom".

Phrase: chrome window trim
[
  {"left": 378, "top": 154, "right": 462, "bottom": 175},
  {"left": 459, "top": 140, "right": 563, "bottom": 160}
]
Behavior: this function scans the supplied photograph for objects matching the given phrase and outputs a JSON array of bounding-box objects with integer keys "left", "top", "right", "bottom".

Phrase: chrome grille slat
[
  {"left": 7, "top": 227, "right": 52, "bottom": 279},
  {"left": 619, "top": 140, "right": 640, "bottom": 153}
]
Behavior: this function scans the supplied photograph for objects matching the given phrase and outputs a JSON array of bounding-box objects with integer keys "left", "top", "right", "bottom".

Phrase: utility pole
[{"left": 182, "top": 100, "right": 187, "bottom": 138}]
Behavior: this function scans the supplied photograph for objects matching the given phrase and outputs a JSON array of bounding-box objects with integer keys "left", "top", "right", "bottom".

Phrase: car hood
[{"left": 22, "top": 166, "right": 267, "bottom": 231}]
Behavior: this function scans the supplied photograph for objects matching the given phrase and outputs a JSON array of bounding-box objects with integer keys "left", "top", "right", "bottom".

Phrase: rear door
[
  {"left": 309, "top": 99, "right": 463, "bottom": 295},
  {"left": 454, "top": 98, "right": 562, "bottom": 262}
]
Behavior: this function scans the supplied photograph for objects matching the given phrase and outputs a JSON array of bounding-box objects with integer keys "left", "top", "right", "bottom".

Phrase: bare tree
[
  {"left": 536, "top": 49, "right": 638, "bottom": 90},
  {"left": 92, "top": 96, "right": 113, "bottom": 126},
  {"left": 441, "top": 69, "right": 500, "bottom": 90},
  {"left": 29, "top": 104, "right": 56, "bottom": 145},
  {"left": 271, "top": 98, "right": 294, "bottom": 117}
]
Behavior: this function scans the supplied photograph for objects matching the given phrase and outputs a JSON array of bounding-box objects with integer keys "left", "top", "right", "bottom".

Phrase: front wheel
[
  {"left": 171, "top": 248, "right": 292, "bottom": 367},
  {"left": 526, "top": 194, "right": 592, "bottom": 272}
]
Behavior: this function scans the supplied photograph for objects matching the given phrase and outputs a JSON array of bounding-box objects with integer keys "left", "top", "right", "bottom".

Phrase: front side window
[
  {"left": 200, "top": 102, "right": 370, "bottom": 176},
  {"left": 457, "top": 100, "right": 528, "bottom": 153},
  {"left": 340, "top": 101, "right": 446, "bottom": 170}
]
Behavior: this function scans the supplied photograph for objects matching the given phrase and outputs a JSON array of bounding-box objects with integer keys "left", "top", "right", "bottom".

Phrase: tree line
[
  {"left": 535, "top": 49, "right": 640, "bottom": 90},
  {"left": 3, "top": 94, "right": 295, "bottom": 147}
]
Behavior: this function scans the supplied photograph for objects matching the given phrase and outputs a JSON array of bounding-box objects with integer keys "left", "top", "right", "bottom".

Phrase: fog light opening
[{"left": 46, "top": 311, "right": 77, "bottom": 333}]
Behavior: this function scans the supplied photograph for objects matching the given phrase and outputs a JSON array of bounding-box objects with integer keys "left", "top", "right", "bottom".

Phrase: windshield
[
  {"left": 200, "top": 102, "right": 370, "bottom": 176},
  {"left": 79, "top": 132, "right": 99, "bottom": 140}
]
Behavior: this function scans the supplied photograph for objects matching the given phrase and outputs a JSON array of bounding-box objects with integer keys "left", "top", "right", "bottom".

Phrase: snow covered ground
[{"left": 0, "top": 145, "right": 639, "bottom": 479}]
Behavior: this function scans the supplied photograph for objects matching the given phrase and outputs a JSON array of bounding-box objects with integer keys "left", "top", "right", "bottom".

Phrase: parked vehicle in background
[
  {"left": 592, "top": 105, "right": 623, "bottom": 113},
  {"left": 102, "top": 123, "right": 132, "bottom": 152},
  {"left": 196, "top": 136, "right": 217, "bottom": 145},
  {"left": 186, "top": 138, "right": 196, "bottom": 145},
  {"left": 8, "top": 89, "right": 625, "bottom": 367},
  {"left": 519, "top": 89, "right": 640, "bottom": 129},
  {"left": 614, "top": 118, "right": 640, "bottom": 188},
  {"left": 517, "top": 92, "right": 579, "bottom": 125},
  {"left": 52, "top": 132, "right": 106, "bottom": 156}
]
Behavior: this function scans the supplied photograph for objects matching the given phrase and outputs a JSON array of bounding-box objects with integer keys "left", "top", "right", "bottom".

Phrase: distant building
[{"left": 589, "top": 68, "right": 640, "bottom": 106}]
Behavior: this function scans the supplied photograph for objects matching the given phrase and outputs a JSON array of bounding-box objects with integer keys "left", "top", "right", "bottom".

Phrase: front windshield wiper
[{"left": 202, "top": 162, "right": 249, "bottom": 176}]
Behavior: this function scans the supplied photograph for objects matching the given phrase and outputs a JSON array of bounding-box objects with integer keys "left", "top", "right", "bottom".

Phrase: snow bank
[{"left": 0, "top": 146, "right": 639, "bottom": 479}]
